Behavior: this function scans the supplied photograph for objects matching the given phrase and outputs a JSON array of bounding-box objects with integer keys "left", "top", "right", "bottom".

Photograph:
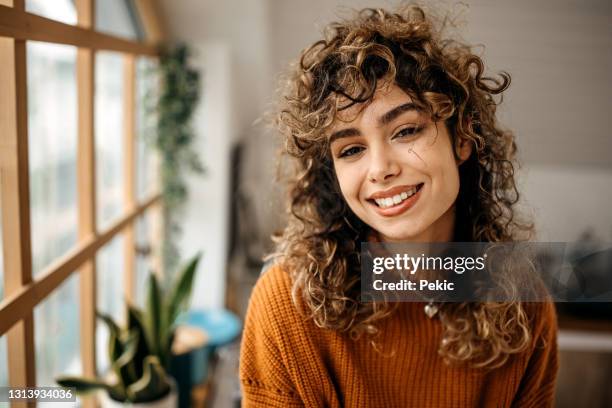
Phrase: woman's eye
[
  {"left": 339, "top": 146, "right": 364, "bottom": 158},
  {"left": 393, "top": 126, "right": 421, "bottom": 140}
]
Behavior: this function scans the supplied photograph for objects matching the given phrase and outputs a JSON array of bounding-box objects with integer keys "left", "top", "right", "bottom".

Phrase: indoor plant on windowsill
[{"left": 56, "top": 254, "right": 201, "bottom": 407}]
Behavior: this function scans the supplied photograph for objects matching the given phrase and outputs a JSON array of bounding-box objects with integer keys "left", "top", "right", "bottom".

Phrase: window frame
[{"left": 0, "top": 1, "right": 166, "bottom": 406}]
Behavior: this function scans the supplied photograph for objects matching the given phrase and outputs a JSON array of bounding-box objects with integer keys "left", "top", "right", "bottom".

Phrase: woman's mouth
[{"left": 367, "top": 183, "right": 424, "bottom": 217}]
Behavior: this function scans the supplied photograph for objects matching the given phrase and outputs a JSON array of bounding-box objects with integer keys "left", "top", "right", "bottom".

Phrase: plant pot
[
  {"left": 169, "top": 325, "right": 209, "bottom": 408},
  {"left": 98, "top": 378, "right": 178, "bottom": 408}
]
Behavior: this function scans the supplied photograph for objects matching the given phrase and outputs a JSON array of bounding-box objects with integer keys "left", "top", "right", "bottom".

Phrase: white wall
[
  {"left": 159, "top": 0, "right": 273, "bottom": 309},
  {"left": 519, "top": 164, "right": 612, "bottom": 242},
  {"left": 179, "top": 43, "right": 232, "bottom": 309},
  {"left": 460, "top": 0, "right": 612, "bottom": 168}
]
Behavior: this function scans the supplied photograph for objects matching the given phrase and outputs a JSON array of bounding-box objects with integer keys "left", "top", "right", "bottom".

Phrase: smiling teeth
[{"left": 374, "top": 187, "right": 418, "bottom": 208}]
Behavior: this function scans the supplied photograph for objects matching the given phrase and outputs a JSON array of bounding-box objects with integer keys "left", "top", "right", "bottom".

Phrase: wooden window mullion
[
  {"left": 134, "top": 0, "right": 166, "bottom": 45},
  {"left": 0, "top": 4, "right": 157, "bottom": 55},
  {"left": 0, "top": 195, "right": 159, "bottom": 336},
  {"left": 0, "top": 1, "right": 36, "bottom": 405},
  {"left": 123, "top": 54, "right": 136, "bottom": 304},
  {"left": 75, "top": 4, "right": 97, "bottom": 407}
]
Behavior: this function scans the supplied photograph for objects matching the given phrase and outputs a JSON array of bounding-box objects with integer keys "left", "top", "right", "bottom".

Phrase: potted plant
[{"left": 56, "top": 254, "right": 201, "bottom": 407}]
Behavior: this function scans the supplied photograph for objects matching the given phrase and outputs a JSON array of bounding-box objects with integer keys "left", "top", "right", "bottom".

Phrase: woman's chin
[{"left": 377, "top": 227, "right": 423, "bottom": 243}]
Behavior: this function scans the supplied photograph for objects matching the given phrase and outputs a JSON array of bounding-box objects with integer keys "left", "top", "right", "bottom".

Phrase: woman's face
[{"left": 329, "top": 83, "right": 471, "bottom": 242}]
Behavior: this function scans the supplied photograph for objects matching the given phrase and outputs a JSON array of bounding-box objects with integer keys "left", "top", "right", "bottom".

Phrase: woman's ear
[{"left": 455, "top": 136, "right": 473, "bottom": 165}]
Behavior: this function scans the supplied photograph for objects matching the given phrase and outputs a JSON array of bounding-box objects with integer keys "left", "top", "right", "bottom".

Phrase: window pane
[
  {"left": 96, "top": 234, "right": 125, "bottom": 374},
  {"left": 96, "top": 0, "right": 144, "bottom": 41},
  {"left": 96, "top": 51, "right": 125, "bottom": 230},
  {"left": 34, "top": 272, "right": 81, "bottom": 387},
  {"left": 136, "top": 57, "right": 160, "bottom": 201},
  {"left": 26, "top": 0, "right": 77, "bottom": 25},
  {"left": 0, "top": 335, "right": 7, "bottom": 387},
  {"left": 27, "top": 42, "right": 78, "bottom": 277}
]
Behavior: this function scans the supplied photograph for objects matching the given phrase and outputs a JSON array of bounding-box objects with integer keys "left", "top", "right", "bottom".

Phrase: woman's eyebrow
[
  {"left": 329, "top": 102, "right": 418, "bottom": 144},
  {"left": 329, "top": 128, "right": 361, "bottom": 144},
  {"left": 379, "top": 102, "right": 418, "bottom": 125}
]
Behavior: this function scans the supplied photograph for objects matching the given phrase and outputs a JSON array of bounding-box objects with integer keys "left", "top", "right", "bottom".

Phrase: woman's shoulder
[
  {"left": 245, "top": 262, "right": 303, "bottom": 329},
  {"left": 252, "top": 261, "right": 294, "bottom": 305}
]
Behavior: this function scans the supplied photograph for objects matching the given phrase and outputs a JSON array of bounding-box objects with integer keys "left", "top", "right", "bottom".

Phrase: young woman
[{"left": 240, "top": 5, "right": 558, "bottom": 407}]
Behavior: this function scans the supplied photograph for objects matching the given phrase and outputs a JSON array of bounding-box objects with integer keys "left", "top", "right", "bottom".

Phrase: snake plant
[{"left": 56, "top": 254, "right": 201, "bottom": 403}]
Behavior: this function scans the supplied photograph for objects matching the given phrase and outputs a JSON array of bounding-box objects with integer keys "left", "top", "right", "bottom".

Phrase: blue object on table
[
  {"left": 181, "top": 308, "right": 242, "bottom": 349},
  {"left": 170, "top": 308, "right": 242, "bottom": 408}
]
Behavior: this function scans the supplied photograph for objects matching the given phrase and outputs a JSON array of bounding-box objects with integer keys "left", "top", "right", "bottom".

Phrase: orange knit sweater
[{"left": 239, "top": 264, "right": 559, "bottom": 407}]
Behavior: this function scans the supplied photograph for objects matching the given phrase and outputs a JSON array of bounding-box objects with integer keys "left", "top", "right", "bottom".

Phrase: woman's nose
[{"left": 367, "top": 146, "right": 400, "bottom": 183}]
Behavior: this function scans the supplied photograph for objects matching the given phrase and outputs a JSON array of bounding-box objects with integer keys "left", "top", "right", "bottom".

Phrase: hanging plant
[{"left": 154, "top": 44, "right": 203, "bottom": 274}]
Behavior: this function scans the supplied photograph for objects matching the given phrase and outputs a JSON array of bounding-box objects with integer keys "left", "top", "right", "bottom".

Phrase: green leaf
[
  {"left": 97, "top": 311, "right": 120, "bottom": 336},
  {"left": 107, "top": 384, "right": 129, "bottom": 402},
  {"left": 56, "top": 376, "right": 108, "bottom": 394},
  {"left": 160, "top": 254, "right": 201, "bottom": 365},
  {"left": 166, "top": 254, "right": 201, "bottom": 328},
  {"left": 97, "top": 312, "right": 123, "bottom": 363},
  {"left": 57, "top": 376, "right": 128, "bottom": 402},
  {"left": 109, "top": 331, "right": 124, "bottom": 367},
  {"left": 161, "top": 328, "right": 176, "bottom": 370},
  {"left": 146, "top": 273, "right": 162, "bottom": 356},
  {"left": 126, "top": 356, "right": 171, "bottom": 403},
  {"left": 127, "top": 305, "right": 151, "bottom": 380},
  {"left": 112, "top": 329, "right": 140, "bottom": 387}
]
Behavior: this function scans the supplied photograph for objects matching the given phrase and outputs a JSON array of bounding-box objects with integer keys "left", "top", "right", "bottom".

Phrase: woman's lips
[{"left": 368, "top": 183, "right": 423, "bottom": 217}]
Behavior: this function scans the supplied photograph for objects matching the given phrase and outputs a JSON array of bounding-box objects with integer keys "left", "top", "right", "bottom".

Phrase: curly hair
[{"left": 272, "top": 4, "right": 535, "bottom": 368}]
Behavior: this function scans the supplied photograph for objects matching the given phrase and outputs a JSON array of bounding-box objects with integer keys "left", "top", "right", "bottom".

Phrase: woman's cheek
[
  {"left": 335, "top": 166, "right": 358, "bottom": 207},
  {"left": 442, "top": 166, "right": 461, "bottom": 206}
]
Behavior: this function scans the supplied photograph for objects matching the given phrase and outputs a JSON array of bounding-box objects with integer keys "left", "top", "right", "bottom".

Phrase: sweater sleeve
[
  {"left": 239, "top": 266, "right": 304, "bottom": 407},
  {"left": 511, "top": 301, "right": 559, "bottom": 407}
]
